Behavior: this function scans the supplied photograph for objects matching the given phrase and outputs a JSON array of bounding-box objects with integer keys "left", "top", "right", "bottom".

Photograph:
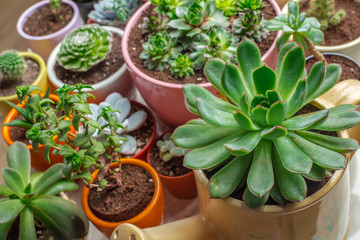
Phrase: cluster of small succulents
[
  {"left": 57, "top": 24, "right": 113, "bottom": 72},
  {"left": 157, "top": 133, "right": 189, "bottom": 162},
  {"left": 170, "top": 55, "right": 195, "bottom": 78},
  {"left": 308, "top": 0, "right": 346, "bottom": 30},
  {"left": 0, "top": 50, "right": 26, "bottom": 84}
]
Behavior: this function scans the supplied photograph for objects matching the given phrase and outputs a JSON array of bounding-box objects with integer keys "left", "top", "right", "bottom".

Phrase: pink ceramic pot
[
  {"left": 122, "top": 1, "right": 281, "bottom": 127},
  {"left": 16, "top": 0, "right": 83, "bottom": 61}
]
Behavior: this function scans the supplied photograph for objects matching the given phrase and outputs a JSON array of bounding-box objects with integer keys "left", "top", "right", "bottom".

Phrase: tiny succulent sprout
[
  {"left": 170, "top": 54, "right": 195, "bottom": 78},
  {"left": 308, "top": 0, "right": 346, "bottom": 30},
  {"left": 0, "top": 50, "right": 26, "bottom": 84},
  {"left": 190, "top": 27, "right": 238, "bottom": 69},
  {"left": 57, "top": 24, "right": 113, "bottom": 72},
  {"left": 157, "top": 133, "right": 189, "bottom": 162},
  {"left": 0, "top": 142, "right": 89, "bottom": 239},
  {"left": 140, "top": 31, "right": 182, "bottom": 71},
  {"left": 50, "top": 0, "right": 61, "bottom": 12},
  {"left": 172, "top": 38, "right": 360, "bottom": 208},
  {"left": 215, "top": 0, "right": 239, "bottom": 16}
]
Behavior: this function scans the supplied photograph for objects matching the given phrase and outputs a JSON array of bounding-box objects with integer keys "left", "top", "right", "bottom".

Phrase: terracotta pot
[
  {"left": 0, "top": 52, "right": 48, "bottom": 116},
  {"left": 282, "top": 0, "right": 360, "bottom": 64},
  {"left": 81, "top": 159, "right": 165, "bottom": 238},
  {"left": 2, "top": 94, "right": 66, "bottom": 171},
  {"left": 47, "top": 26, "right": 134, "bottom": 103},
  {"left": 110, "top": 99, "right": 353, "bottom": 240},
  {"left": 146, "top": 134, "right": 197, "bottom": 199},
  {"left": 16, "top": 0, "right": 83, "bottom": 61},
  {"left": 121, "top": 1, "right": 282, "bottom": 127}
]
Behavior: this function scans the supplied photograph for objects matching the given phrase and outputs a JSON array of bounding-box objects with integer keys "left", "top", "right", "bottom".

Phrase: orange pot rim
[
  {"left": 81, "top": 158, "right": 163, "bottom": 228},
  {"left": 2, "top": 94, "right": 60, "bottom": 149}
]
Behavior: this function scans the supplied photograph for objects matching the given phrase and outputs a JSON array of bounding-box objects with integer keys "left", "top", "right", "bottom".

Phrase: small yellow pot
[{"left": 0, "top": 52, "right": 48, "bottom": 116}]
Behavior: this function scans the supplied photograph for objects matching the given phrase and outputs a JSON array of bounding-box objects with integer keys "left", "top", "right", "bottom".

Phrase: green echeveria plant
[
  {"left": 140, "top": 31, "right": 182, "bottom": 71},
  {"left": 190, "top": 27, "right": 238, "bottom": 69},
  {"left": 170, "top": 54, "right": 195, "bottom": 78},
  {"left": 172, "top": 38, "right": 360, "bottom": 208},
  {"left": 0, "top": 50, "right": 26, "bottom": 84},
  {"left": 157, "top": 133, "right": 189, "bottom": 162},
  {"left": 214, "top": 0, "right": 238, "bottom": 16},
  {"left": 57, "top": 24, "right": 113, "bottom": 72},
  {"left": 0, "top": 142, "right": 89, "bottom": 239},
  {"left": 308, "top": 0, "right": 346, "bottom": 30},
  {"left": 143, "top": 14, "right": 168, "bottom": 36}
]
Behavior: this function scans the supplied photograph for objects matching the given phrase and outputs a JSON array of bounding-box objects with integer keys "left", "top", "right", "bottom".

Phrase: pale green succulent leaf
[
  {"left": 275, "top": 42, "right": 297, "bottom": 76},
  {"left": 253, "top": 65, "right": 276, "bottom": 96},
  {"left": 286, "top": 79, "right": 307, "bottom": 117},
  {"left": 281, "top": 109, "right": 329, "bottom": 130},
  {"left": 20, "top": 206, "right": 36, "bottom": 240},
  {"left": 275, "top": 32, "right": 292, "bottom": 52},
  {"left": 32, "top": 164, "right": 64, "bottom": 197},
  {"left": 243, "top": 187, "right": 269, "bottom": 208},
  {"left": 306, "top": 61, "right": 325, "bottom": 100},
  {"left": 7, "top": 141, "right": 30, "bottom": 185},
  {"left": 302, "top": 163, "right": 325, "bottom": 181},
  {"left": 234, "top": 110, "right": 261, "bottom": 130},
  {"left": 270, "top": 177, "right": 289, "bottom": 205},
  {"left": 251, "top": 105, "right": 268, "bottom": 126},
  {"left": 0, "top": 184, "right": 16, "bottom": 197},
  {"left": 266, "top": 100, "right": 287, "bottom": 126},
  {"left": 315, "top": 105, "right": 360, "bottom": 131},
  {"left": 261, "top": 126, "right": 287, "bottom": 140},
  {"left": 0, "top": 199, "right": 25, "bottom": 223},
  {"left": 0, "top": 218, "right": 14, "bottom": 240},
  {"left": 41, "top": 180, "right": 79, "bottom": 196},
  {"left": 239, "top": 93, "right": 250, "bottom": 116},
  {"left": 303, "top": 28, "right": 324, "bottom": 45},
  {"left": 224, "top": 131, "right": 262, "bottom": 156},
  {"left": 2, "top": 168, "right": 25, "bottom": 196},
  {"left": 204, "top": 58, "right": 226, "bottom": 93}
]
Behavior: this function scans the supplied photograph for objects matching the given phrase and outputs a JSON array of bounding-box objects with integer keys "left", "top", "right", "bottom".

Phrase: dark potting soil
[
  {"left": 127, "top": 0, "right": 277, "bottom": 85},
  {"left": 149, "top": 144, "right": 191, "bottom": 176},
  {"left": 0, "top": 58, "right": 39, "bottom": 97},
  {"left": 54, "top": 33, "right": 125, "bottom": 85},
  {"left": 22, "top": 3, "right": 74, "bottom": 36},
  {"left": 300, "top": 0, "right": 360, "bottom": 46},
  {"left": 306, "top": 55, "right": 360, "bottom": 82},
  {"left": 88, "top": 164, "right": 155, "bottom": 222}
]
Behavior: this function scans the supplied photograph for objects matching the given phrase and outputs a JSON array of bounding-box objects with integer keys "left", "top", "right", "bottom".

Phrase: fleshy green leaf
[
  {"left": 302, "top": 163, "right": 325, "bottom": 181},
  {"left": 2, "top": 168, "right": 25, "bottom": 196},
  {"left": 204, "top": 58, "right": 226, "bottom": 93},
  {"left": 41, "top": 180, "right": 79, "bottom": 196},
  {"left": 253, "top": 65, "right": 276, "bottom": 96},
  {"left": 0, "top": 218, "right": 15, "bottom": 240},
  {"left": 239, "top": 94, "right": 250, "bottom": 116},
  {"left": 281, "top": 109, "right": 329, "bottom": 130},
  {"left": 0, "top": 199, "right": 25, "bottom": 223},
  {"left": 315, "top": 105, "right": 360, "bottom": 131},
  {"left": 270, "top": 177, "right": 289, "bottom": 205},
  {"left": 32, "top": 164, "right": 64, "bottom": 197},
  {"left": 251, "top": 105, "right": 268, "bottom": 126},
  {"left": 224, "top": 131, "right": 262, "bottom": 156},
  {"left": 7, "top": 141, "right": 30, "bottom": 185},
  {"left": 20, "top": 206, "right": 36, "bottom": 240},
  {"left": 261, "top": 126, "right": 287, "bottom": 140},
  {"left": 243, "top": 187, "right": 269, "bottom": 208},
  {"left": 2, "top": 119, "right": 32, "bottom": 128},
  {"left": 234, "top": 110, "right": 261, "bottom": 130},
  {"left": 286, "top": 79, "right": 307, "bottom": 117},
  {"left": 306, "top": 61, "right": 325, "bottom": 100},
  {"left": 0, "top": 184, "right": 16, "bottom": 197},
  {"left": 266, "top": 100, "right": 287, "bottom": 126},
  {"left": 275, "top": 42, "right": 297, "bottom": 76}
]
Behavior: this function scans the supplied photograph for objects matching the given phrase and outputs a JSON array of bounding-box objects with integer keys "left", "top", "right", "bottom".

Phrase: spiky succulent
[
  {"left": 142, "top": 14, "right": 168, "bottom": 36},
  {"left": 190, "top": 27, "right": 238, "bottom": 69},
  {"left": 170, "top": 55, "right": 195, "bottom": 78},
  {"left": 0, "top": 50, "right": 26, "bottom": 84},
  {"left": 167, "top": 0, "right": 229, "bottom": 39},
  {"left": 140, "top": 31, "right": 182, "bottom": 71},
  {"left": 157, "top": 133, "right": 189, "bottom": 162},
  {"left": 215, "top": 0, "right": 238, "bottom": 16},
  {"left": 172, "top": 38, "right": 360, "bottom": 208},
  {"left": 265, "top": 1, "right": 324, "bottom": 53},
  {"left": 57, "top": 24, "right": 113, "bottom": 72},
  {"left": 308, "top": 0, "right": 346, "bottom": 30},
  {"left": 232, "top": 0, "right": 268, "bottom": 42}
]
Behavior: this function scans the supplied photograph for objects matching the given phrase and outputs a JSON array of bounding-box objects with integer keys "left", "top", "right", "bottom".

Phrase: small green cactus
[
  {"left": 308, "top": 0, "right": 346, "bottom": 30},
  {"left": 0, "top": 50, "right": 26, "bottom": 84},
  {"left": 215, "top": 0, "right": 238, "bottom": 16},
  {"left": 157, "top": 133, "right": 189, "bottom": 162},
  {"left": 190, "top": 27, "right": 238, "bottom": 69},
  {"left": 170, "top": 55, "right": 195, "bottom": 78},
  {"left": 57, "top": 24, "right": 113, "bottom": 72},
  {"left": 140, "top": 31, "right": 182, "bottom": 71}
]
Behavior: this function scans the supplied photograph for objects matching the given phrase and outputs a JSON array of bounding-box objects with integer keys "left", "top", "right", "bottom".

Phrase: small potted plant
[
  {"left": 47, "top": 24, "right": 133, "bottom": 103},
  {"left": 147, "top": 132, "right": 197, "bottom": 199},
  {"left": 16, "top": 0, "right": 83, "bottom": 61},
  {"left": 110, "top": 38, "right": 360, "bottom": 239},
  {"left": 0, "top": 141, "right": 89, "bottom": 239},
  {"left": 0, "top": 50, "right": 48, "bottom": 115}
]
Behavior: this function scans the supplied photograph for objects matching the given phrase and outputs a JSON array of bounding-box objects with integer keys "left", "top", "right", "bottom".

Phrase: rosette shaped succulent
[
  {"left": 172, "top": 38, "right": 360, "bottom": 208},
  {"left": 57, "top": 25, "right": 113, "bottom": 72},
  {"left": 157, "top": 133, "right": 189, "bottom": 162},
  {"left": 167, "top": 0, "right": 229, "bottom": 38},
  {"left": 0, "top": 50, "right": 26, "bottom": 84},
  {"left": 170, "top": 54, "right": 195, "bottom": 78},
  {"left": 190, "top": 27, "right": 238, "bottom": 69},
  {"left": 215, "top": 0, "right": 238, "bottom": 16}
]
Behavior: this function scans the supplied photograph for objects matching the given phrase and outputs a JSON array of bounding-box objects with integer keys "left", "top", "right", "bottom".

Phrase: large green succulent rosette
[
  {"left": 172, "top": 38, "right": 360, "bottom": 208},
  {"left": 57, "top": 24, "right": 113, "bottom": 72}
]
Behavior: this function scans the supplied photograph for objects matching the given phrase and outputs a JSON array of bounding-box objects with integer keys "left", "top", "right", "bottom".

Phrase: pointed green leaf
[
  {"left": 275, "top": 33, "right": 292, "bottom": 52},
  {"left": 234, "top": 110, "right": 261, "bottom": 130},
  {"left": 298, "top": 130, "right": 359, "bottom": 153},
  {"left": 273, "top": 149, "right": 307, "bottom": 202},
  {"left": 32, "top": 164, "right": 64, "bottom": 197},
  {"left": 41, "top": 180, "right": 78, "bottom": 196},
  {"left": 261, "top": 126, "right": 288, "bottom": 140},
  {"left": 44, "top": 146, "right": 51, "bottom": 164},
  {"left": 57, "top": 144, "right": 77, "bottom": 156},
  {"left": 266, "top": 100, "right": 287, "bottom": 126},
  {"left": 288, "top": 132, "right": 346, "bottom": 170},
  {"left": 276, "top": 46, "right": 305, "bottom": 100},
  {"left": 286, "top": 79, "right": 307, "bottom": 117},
  {"left": 270, "top": 177, "right": 289, "bottom": 205},
  {"left": 2, "top": 119, "right": 32, "bottom": 128},
  {"left": 239, "top": 93, "right": 250, "bottom": 116},
  {"left": 251, "top": 105, "right": 268, "bottom": 126},
  {"left": 224, "top": 131, "right": 262, "bottom": 156},
  {"left": 247, "top": 139, "right": 273, "bottom": 197},
  {"left": 306, "top": 61, "right": 325, "bottom": 100},
  {"left": 5, "top": 100, "right": 29, "bottom": 121},
  {"left": 7, "top": 141, "right": 30, "bottom": 185},
  {"left": 0, "top": 184, "right": 16, "bottom": 197},
  {"left": 302, "top": 163, "right": 325, "bottom": 181},
  {"left": 73, "top": 170, "right": 92, "bottom": 182},
  {"left": 204, "top": 58, "right": 226, "bottom": 93},
  {"left": 209, "top": 154, "right": 252, "bottom": 198},
  {"left": 0, "top": 199, "right": 25, "bottom": 223},
  {"left": 30, "top": 172, "right": 43, "bottom": 187},
  {"left": 275, "top": 42, "right": 297, "bottom": 76},
  {"left": 243, "top": 187, "right": 269, "bottom": 208},
  {"left": 315, "top": 105, "right": 360, "bottom": 131},
  {"left": 281, "top": 109, "right": 329, "bottom": 130},
  {"left": 253, "top": 65, "right": 276, "bottom": 96},
  {"left": 274, "top": 136, "right": 313, "bottom": 174},
  {"left": 2, "top": 168, "right": 25, "bottom": 196},
  {"left": 20, "top": 206, "right": 36, "bottom": 240}
]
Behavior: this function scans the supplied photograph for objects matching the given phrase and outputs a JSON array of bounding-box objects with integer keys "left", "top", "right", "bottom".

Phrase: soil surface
[
  {"left": 127, "top": 0, "right": 277, "bottom": 85},
  {"left": 54, "top": 33, "right": 124, "bottom": 85},
  {"left": 306, "top": 55, "right": 360, "bottom": 82},
  {"left": 300, "top": 0, "right": 360, "bottom": 46},
  {"left": 23, "top": 3, "right": 73, "bottom": 36},
  {"left": 88, "top": 164, "right": 155, "bottom": 222},
  {"left": 0, "top": 58, "right": 39, "bottom": 97},
  {"left": 149, "top": 144, "right": 191, "bottom": 176}
]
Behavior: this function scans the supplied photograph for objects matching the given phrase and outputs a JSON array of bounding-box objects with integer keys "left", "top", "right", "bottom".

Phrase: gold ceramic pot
[{"left": 110, "top": 98, "right": 353, "bottom": 240}]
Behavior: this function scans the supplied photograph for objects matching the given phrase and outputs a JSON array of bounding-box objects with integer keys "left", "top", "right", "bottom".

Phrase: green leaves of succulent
[{"left": 172, "top": 38, "right": 360, "bottom": 208}]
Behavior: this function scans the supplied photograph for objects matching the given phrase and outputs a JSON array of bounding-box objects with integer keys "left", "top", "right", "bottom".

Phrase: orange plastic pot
[
  {"left": 2, "top": 94, "right": 70, "bottom": 171},
  {"left": 81, "top": 158, "right": 165, "bottom": 238},
  {"left": 147, "top": 135, "right": 197, "bottom": 199}
]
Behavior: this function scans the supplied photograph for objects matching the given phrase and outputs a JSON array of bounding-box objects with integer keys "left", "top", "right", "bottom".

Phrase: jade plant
[
  {"left": 57, "top": 24, "right": 113, "bottom": 72},
  {"left": 0, "top": 50, "right": 26, "bottom": 85},
  {"left": 171, "top": 38, "right": 360, "bottom": 208},
  {"left": 157, "top": 133, "right": 189, "bottom": 162},
  {"left": 0, "top": 142, "right": 89, "bottom": 239},
  {"left": 170, "top": 55, "right": 195, "bottom": 78},
  {"left": 308, "top": 0, "right": 346, "bottom": 30}
]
